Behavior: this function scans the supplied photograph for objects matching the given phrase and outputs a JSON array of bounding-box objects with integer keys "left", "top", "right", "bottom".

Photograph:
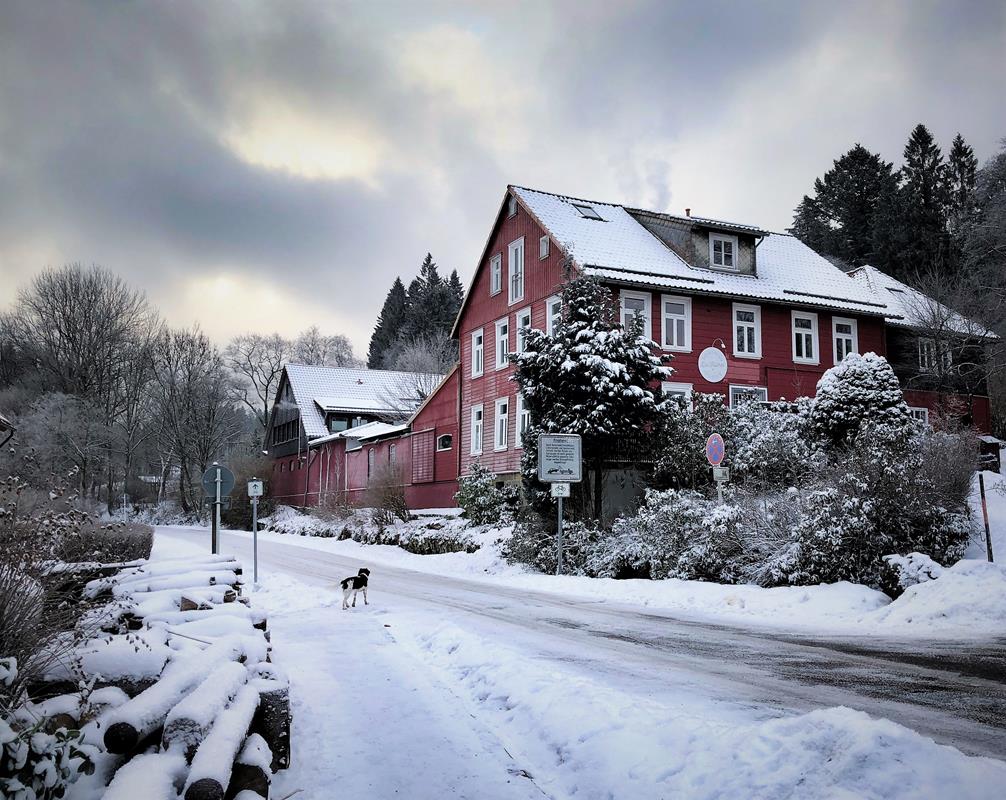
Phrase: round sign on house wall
[{"left": 698, "top": 347, "right": 728, "bottom": 383}]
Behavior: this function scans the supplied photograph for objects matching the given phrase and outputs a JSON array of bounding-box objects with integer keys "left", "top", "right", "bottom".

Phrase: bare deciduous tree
[
  {"left": 292, "top": 325, "right": 358, "bottom": 368},
  {"left": 225, "top": 333, "right": 291, "bottom": 442}
]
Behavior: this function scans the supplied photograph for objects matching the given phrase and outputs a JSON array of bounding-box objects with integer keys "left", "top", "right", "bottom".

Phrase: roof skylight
[{"left": 571, "top": 203, "right": 604, "bottom": 221}]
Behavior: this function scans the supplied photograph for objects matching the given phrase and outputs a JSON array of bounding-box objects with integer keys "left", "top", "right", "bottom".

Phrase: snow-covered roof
[
  {"left": 511, "top": 185, "right": 891, "bottom": 316},
  {"left": 848, "top": 266, "right": 993, "bottom": 336},
  {"left": 284, "top": 364, "right": 434, "bottom": 440},
  {"left": 310, "top": 420, "right": 409, "bottom": 448}
]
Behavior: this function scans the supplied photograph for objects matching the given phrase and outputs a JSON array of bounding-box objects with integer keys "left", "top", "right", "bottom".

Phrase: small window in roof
[
  {"left": 887, "top": 287, "right": 905, "bottom": 294},
  {"left": 572, "top": 203, "right": 603, "bottom": 221}
]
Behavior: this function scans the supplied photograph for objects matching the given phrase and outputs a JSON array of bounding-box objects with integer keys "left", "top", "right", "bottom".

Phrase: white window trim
[
  {"left": 791, "top": 310, "right": 820, "bottom": 365},
  {"left": 620, "top": 289, "right": 651, "bottom": 332},
  {"left": 495, "top": 318, "right": 509, "bottom": 370},
  {"left": 436, "top": 434, "right": 453, "bottom": 452},
  {"left": 729, "top": 384, "right": 769, "bottom": 407},
  {"left": 508, "top": 236, "right": 525, "bottom": 305},
  {"left": 489, "top": 254, "right": 502, "bottom": 296},
  {"left": 909, "top": 406, "right": 930, "bottom": 425},
  {"left": 546, "top": 295, "right": 562, "bottom": 336},
  {"left": 493, "top": 397, "right": 509, "bottom": 451},
  {"left": 709, "top": 233, "right": 740, "bottom": 270},
  {"left": 732, "top": 302, "right": 762, "bottom": 359},
  {"left": 661, "top": 381, "right": 694, "bottom": 410},
  {"left": 660, "top": 294, "right": 692, "bottom": 352},
  {"left": 832, "top": 316, "right": 859, "bottom": 365},
  {"left": 470, "top": 405, "right": 484, "bottom": 455},
  {"left": 470, "top": 328, "right": 484, "bottom": 378},
  {"left": 515, "top": 394, "right": 530, "bottom": 449},
  {"left": 539, "top": 235, "right": 549, "bottom": 260},
  {"left": 515, "top": 307, "right": 532, "bottom": 354}
]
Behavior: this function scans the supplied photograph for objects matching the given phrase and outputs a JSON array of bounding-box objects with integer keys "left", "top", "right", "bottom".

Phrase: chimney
[{"left": 685, "top": 208, "right": 691, "bottom": 217}]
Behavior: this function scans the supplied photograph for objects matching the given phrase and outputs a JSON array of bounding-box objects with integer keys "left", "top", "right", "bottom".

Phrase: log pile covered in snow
[{"left": 25, "top": 553, "right": 291, "bottom": 799}]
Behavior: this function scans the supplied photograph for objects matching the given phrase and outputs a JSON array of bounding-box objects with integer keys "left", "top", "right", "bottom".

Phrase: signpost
[
  {"left": 201, "top": 462, "right": 235, "bottom": 555},
  {"left": 538, "top": 434, "right": 582, "bottom": 576},
  {"left": 705, "top": 433, "right": 728, "bottom": 504},
  {"left": 248, "top": 478, "right": 264, "bottom": 584}
]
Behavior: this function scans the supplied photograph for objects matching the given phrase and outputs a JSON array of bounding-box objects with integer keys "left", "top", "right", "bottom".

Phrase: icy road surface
[{"left": 155, "top": 527, "right": 1006, "bottom": 798}]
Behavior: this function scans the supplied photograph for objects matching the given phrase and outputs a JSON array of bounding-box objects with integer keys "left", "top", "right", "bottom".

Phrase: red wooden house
[{"left": 449, "top": 185, "right": 992, "bottom": 481}]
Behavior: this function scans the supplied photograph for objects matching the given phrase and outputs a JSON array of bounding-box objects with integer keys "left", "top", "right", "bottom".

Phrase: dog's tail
[{"left": 340, "top": 578, "right": 351, "bottom": 590}]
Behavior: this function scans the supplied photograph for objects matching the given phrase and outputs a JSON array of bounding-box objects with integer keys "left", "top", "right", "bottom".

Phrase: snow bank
[
  {"left": 867, "top": 559, "right": 1006, "bottom": 634},
  {"left": 967, "top": 470, "right": 1005, "bottom": 561},
  {"left": 410, "top": 623, "right": 1006, "bottom": 800}
]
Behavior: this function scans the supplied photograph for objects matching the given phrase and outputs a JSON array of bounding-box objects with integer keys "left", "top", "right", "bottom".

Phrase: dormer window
[
  {"left": 572, "top": 203, "right": 603, "bottom": 221},
  {"left": 709, "top": 233, "right": 738, "bottom": 269},
  {"left": 508, "top": 195, "right": 518, "bottom": 217}
]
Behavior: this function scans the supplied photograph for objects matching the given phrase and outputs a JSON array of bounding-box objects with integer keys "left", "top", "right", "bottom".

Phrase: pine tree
[
  {"left": 945, "top": 133, "right": 978, "bottom": 236},
  {"left": 367, "top": 277, "right": 407, "bottom": 368},
  {"left": 899, "top": 123, "right": 950, "bottom": 274},
  {"left": 448, "top": 269, "right": 464, "bottom": 313},
  {"left": 789, "top": 144, "right": 898, "bottom": 268},
  {"left": 513, "top": 272, "right": 670, "bottom": 520}
]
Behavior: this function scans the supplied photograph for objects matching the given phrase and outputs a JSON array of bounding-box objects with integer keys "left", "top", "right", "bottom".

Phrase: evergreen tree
[
  {"left": 448, "top": 269, "right": 464, "bottom": 313},
  {"left": 899, "top": 123, "right": 950, "bottom": 274},
  {"left": 789, "top": 144, "right": 898, "bottom": 268},
  {"left": 513, "top": 272, "right": 670, "bottom": 520},
  {"left": 367, "top": 277, "right": 407, "bottom": 368},
  {"left": 945, "top": 132, "right": 978, "bottom": 236}
]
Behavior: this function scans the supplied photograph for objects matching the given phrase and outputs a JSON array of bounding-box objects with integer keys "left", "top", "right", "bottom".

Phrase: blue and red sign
[{"left": 705, "top": 433, "right": 725, "bottom": 467}]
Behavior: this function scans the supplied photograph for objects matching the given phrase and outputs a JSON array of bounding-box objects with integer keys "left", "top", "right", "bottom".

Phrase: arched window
[{"left": 436, "top": 434, "right": 453, "bottom": 451}]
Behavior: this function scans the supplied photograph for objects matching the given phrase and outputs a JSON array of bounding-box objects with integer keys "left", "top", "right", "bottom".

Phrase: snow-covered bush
[
  {"left": 502, "top": 517, "right": 601, "bottom": 575},
  {"left": 1, "top": 711, "right": 95, "bottom": 800},
  {"left": 731, "top": 398, "right": 822, "bottom": 487},
  {"left": 366, "top": 465, "right": 409, "bottom": 526},
  {"left": 603, "top": 490, "right": 744, "bottom": 582},
  {"left": 809, "top": 352, "right": 916, "bottom": 447},
  {"left": 880, "top": 553, "right": 944, "bottom": 599},
  {"left": 651, "top": 393, "right": 733, "bottom": 489},
  {"left": 454, "top": 463, "right": 514, "bottom": 526}
]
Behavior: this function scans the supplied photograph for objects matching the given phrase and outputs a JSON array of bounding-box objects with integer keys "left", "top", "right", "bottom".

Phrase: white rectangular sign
[
  {"left": 247, "top": 480, "right": 264, "bottom": 497},
  {"left": 550, "top": 482, "right": 571, "bottom": 498},
  {"left": 712, "top": 467, "right": 730, "bottom": 482},
  {"left": 537, "top": 434, "right": 582, "bottom": 483}
]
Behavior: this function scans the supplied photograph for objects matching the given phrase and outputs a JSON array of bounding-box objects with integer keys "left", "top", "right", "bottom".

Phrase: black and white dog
[{"left": 340, "top": 568, "right": 370, "bottom": 609}]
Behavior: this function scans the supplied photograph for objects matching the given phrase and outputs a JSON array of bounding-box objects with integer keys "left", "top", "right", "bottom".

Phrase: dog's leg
[
  {"left": 363, "top": 586, "right": 368, "bottom": 605},
  {"left": 342, "top": 587, "right": 350, "bottom": 610},
  {"left": 352, "top": 588, "right": 358, "bottom": 607}
]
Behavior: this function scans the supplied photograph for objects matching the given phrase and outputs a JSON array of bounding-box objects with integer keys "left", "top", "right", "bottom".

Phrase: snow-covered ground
[
  {"left": 967, "top": 469, "right": 1005, "bottom": 562},
  {"left": 161, "top": 512, "right": 1006, "bottom": 638},
  {"left": 153, "top": 531, "right": 1006, "bottom": 800}
]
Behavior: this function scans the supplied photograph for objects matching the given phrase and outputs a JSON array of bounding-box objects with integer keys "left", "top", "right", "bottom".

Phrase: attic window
[
  {"left": 887, "top": 287, "right": 905, "bottom": 294},
  {"left": 508, "top": 195, "right": 518, "bottom": 217},
  {"left": 709, "top": 233, "right": 738, "bottom": 270},
  {"left": 572, "top": 203, "right": 603, "bottom": 221}
]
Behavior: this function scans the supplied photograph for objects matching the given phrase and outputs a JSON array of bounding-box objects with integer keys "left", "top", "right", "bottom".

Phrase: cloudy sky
[{"left": 1, "top": 0, "right": 1004, "bottom": 355}]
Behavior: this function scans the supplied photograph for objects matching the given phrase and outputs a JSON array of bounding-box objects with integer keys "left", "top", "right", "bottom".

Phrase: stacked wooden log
[{"left": 29, "top": 553, "right": 291, "bottom": 799}]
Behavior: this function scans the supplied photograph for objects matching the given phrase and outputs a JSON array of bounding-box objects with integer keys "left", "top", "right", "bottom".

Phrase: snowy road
[{"left": 156, "top": 526, "right": 1006, "bottom": 768}]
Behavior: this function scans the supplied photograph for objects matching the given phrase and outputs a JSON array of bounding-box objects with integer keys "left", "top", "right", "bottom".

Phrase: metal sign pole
[
  {"left": 556, "top": 495, "right": 563, "bottom": 576},
  {"left": 213, "top": 465, "right": 221, "bottom": 555},
  {"left": 252, "top": 495, "right": 259, "bottom": 584},
  {"left": 979, "top": 473, "right": 994, "bottom": 562}
]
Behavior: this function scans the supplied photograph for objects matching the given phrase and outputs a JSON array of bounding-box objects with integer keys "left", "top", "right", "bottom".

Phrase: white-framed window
[
  {"left": 832, "top": 317, "right": 859, "bottom": 364},
  {"left": 733, "top": 303, "right": 762, "bottom": 358},
  {"left": 909, "top": 407, "right": 930, "bottom": 424},
  {"left": 539, "top": 235, "right": 550, "bottom": 260},
  {"left": 515, "top": 307, "right": 532, "bottom": 354},
  {"left": 516, "top": 394, "right": 531, "bottom": 447},
  {"left": 470, "top": 329, "right": 484, "bottom": 377},
  {"left": 710, "top": 233, "right": 739, "bottom": 270},
  {"left": 729, "top": 385, "right": 769, "bottom": 407},
  {"left": 470, "top": 405, "right": 483, "bottom": 455},
  {"left": 508, "top": 237, "right": 525, "bottom": 304},
  {"left": 918, "top": 338, "right": 952, "bottom": 372},
  {"left": 660, "top": 295, "right": 692, "bottom": 351},
  {"left": 494, "top": 397, "right": 509, "bottom": 451},
  {"left": 546, "top": 295, "right": 562, "bottom": 336},
  {"left": 436, "top": 433, "right": 453, "bottom": 451},
  {"left": 792, "top": 311, "right": 819, "bottom": 365},
  {"left": 620, "top": 290, "right": 651, "bottom": 331},
  {"left": 489, "top": 254, "right": 502, "bottom": 295},
  {"left": 495, "top": 318, "right": 509, "bottom": 370},
  {"left": 508, "top": 195, "right": 517, "bottom": 217},
  {"left": 661, "top": 381, "right": 693, "bottom": 409}
]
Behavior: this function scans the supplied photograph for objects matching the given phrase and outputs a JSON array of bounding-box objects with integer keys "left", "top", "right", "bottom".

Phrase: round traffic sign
[
  {"left": 201, "top": 463, "right": 236, "bottom": 497},
  {"left": 705, "top": 433, "right": 725, "bottom": 467}
]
